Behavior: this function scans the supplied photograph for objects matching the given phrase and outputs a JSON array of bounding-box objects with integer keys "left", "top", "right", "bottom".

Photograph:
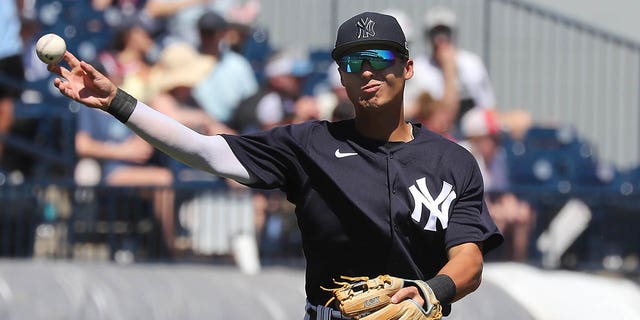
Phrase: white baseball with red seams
[{"left": 35, "top": 33, "right": 66, "bottom": 64}]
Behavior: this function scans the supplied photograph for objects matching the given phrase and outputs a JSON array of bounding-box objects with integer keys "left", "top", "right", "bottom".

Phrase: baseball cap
[
  {"left": 424, "top": 6, "right": 457, "bottom": 31},
  {"left": 332, "top": 12, "right": 409, "bottom": 60},
  {"left": 264, "top": 49, "right": 313, "bottom": 78},
  {"left": 148, "top": 43, "right": 215, "bottom": 94},
  {"left": 460, "top": 107, "right": 500, "bottom": 138},
  {"left": 198, "top": 10, "right": 228, "bottom": 32}
]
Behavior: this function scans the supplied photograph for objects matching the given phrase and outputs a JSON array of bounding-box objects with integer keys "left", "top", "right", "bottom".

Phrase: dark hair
[
  {"left": 427, "top": 25, "right": 454, "bottom": 42},
  {"left": 198, "top": 11, "right": 228, "bottom": 33}
]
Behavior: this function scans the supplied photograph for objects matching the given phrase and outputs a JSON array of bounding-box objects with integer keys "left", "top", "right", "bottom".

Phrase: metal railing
[
  {"left": 0, "top": 181, "right": 638, "bottom": 273},
  {"left": 1, "top": 184, "right": 262, "bottom": 263}
]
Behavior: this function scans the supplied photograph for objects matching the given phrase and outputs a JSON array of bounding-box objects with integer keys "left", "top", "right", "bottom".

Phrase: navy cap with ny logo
[{"left": 332, "top": 12, "right": 409, "bottom": 60}]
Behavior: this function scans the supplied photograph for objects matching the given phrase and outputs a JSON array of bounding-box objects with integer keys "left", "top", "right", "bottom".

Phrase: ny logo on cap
[{"left": 356, "top": 17, "right": 375, "bottom": 39}]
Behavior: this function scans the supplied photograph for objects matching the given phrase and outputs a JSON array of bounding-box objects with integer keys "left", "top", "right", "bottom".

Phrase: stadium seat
[
  {"left": 303, "top": 49, "right": 333, "bottom": 96},
  {"left": 506, "top": 125, "right": 613, "bottom": 195},
  {"left": 509, "top": 151, "right": 563, "bottom": 192},
  {"left": 243, "top": 27, "right": 274, "bottom": 86},
  {"left": 607, "top": 166, "right": 640, "bottom": 197},
  {"left": 522, "top": 126, "right": 582, "bottom": 154}
]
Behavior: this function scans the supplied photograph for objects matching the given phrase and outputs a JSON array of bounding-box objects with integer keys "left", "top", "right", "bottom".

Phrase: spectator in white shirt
[{"left": 406, "top": 6, "right": 496, "bottom": 137}]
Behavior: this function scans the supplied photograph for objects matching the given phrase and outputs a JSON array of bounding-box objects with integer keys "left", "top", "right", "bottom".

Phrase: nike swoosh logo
[{"left": 335, "top": 149, "right": 358, "bottom": 158}]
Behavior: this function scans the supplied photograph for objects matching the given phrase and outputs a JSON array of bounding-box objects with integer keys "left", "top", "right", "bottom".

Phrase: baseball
[{"left": 36, "top": 33, "right": 66, "bottom": 64}]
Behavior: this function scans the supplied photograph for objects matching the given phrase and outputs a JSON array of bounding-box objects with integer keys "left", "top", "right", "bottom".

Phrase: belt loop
[
  {"left": 318, "top": 305, "right": 331, "bottom": 320},
  {"left": 305, "top": 300, "right": 350, "bottom": 320}
]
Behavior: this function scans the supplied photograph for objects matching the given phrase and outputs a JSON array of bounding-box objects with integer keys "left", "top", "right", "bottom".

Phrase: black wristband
[
  {"left": 108, "top": 88, "right": 137, "bottom": 123},
  {"left": 425, "top": 274, "right": 456, "bottom": 305}
]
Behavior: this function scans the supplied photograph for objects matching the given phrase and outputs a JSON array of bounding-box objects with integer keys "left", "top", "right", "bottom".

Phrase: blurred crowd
[
  {"left": 0, "top": 0, "right": 543, "bottom": 264},
  {"left": 2, "top": 1, "right": 636, "bottom": 269}
]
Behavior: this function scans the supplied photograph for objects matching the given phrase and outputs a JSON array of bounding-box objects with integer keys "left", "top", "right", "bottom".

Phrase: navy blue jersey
[{"left": 223, "top": 119, "right": 503, "bottom": 305}]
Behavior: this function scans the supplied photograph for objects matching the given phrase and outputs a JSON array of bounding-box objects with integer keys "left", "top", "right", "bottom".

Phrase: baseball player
[{"left": 49, "top": 11, "right": 502, "bottom": 319}]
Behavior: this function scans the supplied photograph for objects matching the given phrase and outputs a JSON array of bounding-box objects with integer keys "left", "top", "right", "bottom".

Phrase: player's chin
[
  {"left": 358, "top": 94, "right": 384, "bottom": 109},
  {"left": 357, "top": 99, "right": 380, "bottom": 110}
]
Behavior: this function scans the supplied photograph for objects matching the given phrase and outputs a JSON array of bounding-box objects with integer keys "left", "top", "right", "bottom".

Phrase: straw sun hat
[{"left": 148, "top": 43, "right": 216, "bottom": 95}]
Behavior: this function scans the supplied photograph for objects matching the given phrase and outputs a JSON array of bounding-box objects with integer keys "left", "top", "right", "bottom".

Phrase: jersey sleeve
[
  {"left": 444, "top": 146, "right": 503, "bottom": 254},
  {"left": 221, "top": 122, "right": 311, "bottom": 190}
]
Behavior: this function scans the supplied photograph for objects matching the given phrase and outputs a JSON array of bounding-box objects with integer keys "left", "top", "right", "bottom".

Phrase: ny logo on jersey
[
  {"left": 409, "top": 178, "right": 457, "bottom": 231},
  {"left": 356, "top": 17, "right": 376, "bottom": 39}
]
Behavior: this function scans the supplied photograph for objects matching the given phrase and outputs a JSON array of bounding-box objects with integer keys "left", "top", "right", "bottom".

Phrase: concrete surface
[{"left": 1, "top": 259, "right": 637, "bottom": 319}]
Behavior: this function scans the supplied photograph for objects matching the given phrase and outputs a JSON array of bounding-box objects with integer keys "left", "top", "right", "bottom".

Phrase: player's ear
[{"left": 404, "top": 59, "right": 414, "bottom": 80}]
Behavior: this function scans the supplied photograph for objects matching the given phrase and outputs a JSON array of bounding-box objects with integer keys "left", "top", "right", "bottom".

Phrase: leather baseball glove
[{"left": 322, "top": 275, "right": 442, "bottom": 319}]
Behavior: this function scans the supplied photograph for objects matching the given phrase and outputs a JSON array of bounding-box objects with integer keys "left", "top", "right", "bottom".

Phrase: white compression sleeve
[{"left": 125, "top": 101, "right": 255, "bottom": 184}]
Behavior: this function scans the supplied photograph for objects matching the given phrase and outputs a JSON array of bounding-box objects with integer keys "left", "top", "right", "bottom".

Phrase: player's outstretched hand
[{"left": 48, "top": 51, "right": 117, "bottom": 111}]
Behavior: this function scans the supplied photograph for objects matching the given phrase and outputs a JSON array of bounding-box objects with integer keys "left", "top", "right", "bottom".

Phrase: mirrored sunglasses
[{"left": 337, "top": 49, "right": 397, "bottom": 73}]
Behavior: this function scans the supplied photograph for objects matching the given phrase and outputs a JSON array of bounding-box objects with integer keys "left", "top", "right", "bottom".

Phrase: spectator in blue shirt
[
  {"left": 0, "top": 0, "right": 24, "bottom": 170},
  {"left": 192, "top": 10, "right": 258, "bottom": 124}
]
